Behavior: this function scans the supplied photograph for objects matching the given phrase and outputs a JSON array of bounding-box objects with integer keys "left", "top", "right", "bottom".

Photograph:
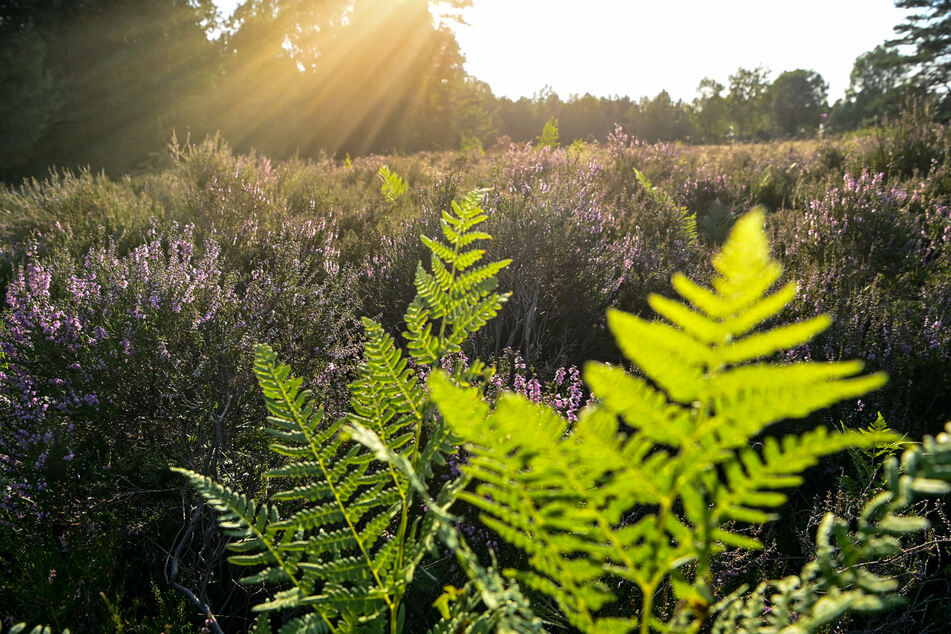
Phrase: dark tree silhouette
[{"left": 892, "top": 0, "right": 951, "bottom": 93}]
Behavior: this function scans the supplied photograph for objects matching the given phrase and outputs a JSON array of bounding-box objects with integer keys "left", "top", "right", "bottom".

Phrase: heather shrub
[
  {"left": 0, "top": 221, "right": 359, "bottom": 628},
  {"left": 324, "top": 155, "right": 482, "bottom": 267},
  {"left": 361, "top": 205, "right": 441, "bottom": 331},
  {"left": 783, "top": 171, "right": 932, "bottom": 283},
  {"left": 734, "top": 148, "right": 810, "bottom": 210},
  {"left": 485, "top": 347, "right": 588, "bottom": 422},
  {"left": 773, "top": 171, "right": 951, "bottom": 435},
  {"left": 604, "top": 128, "right": 852, "bottom": 215},
  {"left": 0, "top": 226, "right": 244, "bottom": 625},
  {"left": 604, "top": 125, "right": 684, "bottom": 201},
  {"left": 854, "top": 101, "right": 951, "bottom": 185},
  {"left": 0, "top": 168, "right": 157, "bottom": 297},
  {"left": 161, "top": 137, "right": 302, "bottom": 267},
  {"left": 474, "top": 145, "right": 646, "bottom": 366},
  {"left": 674, "top": 165, "right": 738, "bottom": 218}
]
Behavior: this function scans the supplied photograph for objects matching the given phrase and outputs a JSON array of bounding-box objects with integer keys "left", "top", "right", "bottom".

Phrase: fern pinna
[
  {"left": 712, "top": 421, "right": 951, "bottom": 633},
  {"left": 174, "top": 189, "right": 512, "bottom": 632},
  {"left": 430, "top": 208, "right": 900, "bottom": 634}
]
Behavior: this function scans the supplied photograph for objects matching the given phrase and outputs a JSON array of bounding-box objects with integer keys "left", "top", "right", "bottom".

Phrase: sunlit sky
[{"left": 215, "top": 0, "right": 909, "bottom": 103}]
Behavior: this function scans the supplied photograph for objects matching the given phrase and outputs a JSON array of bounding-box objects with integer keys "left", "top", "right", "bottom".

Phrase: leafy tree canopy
[{"left": 770, "top": 69, "right": 828, "bottom": 137}]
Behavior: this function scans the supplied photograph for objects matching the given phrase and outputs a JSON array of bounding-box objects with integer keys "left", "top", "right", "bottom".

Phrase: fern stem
[
  {"left": 639, "top": 587, "right": 655, "bottom": 634},
  {"left": 381, "top": 357, "right": 428, "bottom": 629},
  {"left": 393, "top": 218, "right": 468, "bottom": 628}
]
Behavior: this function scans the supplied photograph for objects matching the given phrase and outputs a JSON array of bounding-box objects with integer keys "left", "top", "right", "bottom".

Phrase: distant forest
[{"left": 1, "top": 0, "right": 948, "bottom": 179}]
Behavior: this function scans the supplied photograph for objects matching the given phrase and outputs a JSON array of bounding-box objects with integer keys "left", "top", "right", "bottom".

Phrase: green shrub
[{"left": 536, "top": 117, "right": 560, "bottom": 148}]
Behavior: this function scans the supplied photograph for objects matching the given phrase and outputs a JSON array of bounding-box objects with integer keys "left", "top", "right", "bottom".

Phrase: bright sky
[{"left": 216, "top": 0, "right": 909, "bottom": 104}]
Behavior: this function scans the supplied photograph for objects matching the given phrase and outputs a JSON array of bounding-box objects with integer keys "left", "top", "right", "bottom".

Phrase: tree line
[{"left": 1, "top": 0, "right": 948, "bottom": 179}]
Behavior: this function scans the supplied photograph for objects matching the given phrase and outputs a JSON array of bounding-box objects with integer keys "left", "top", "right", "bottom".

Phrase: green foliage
[
  {"left": 174, "top": 189, "right": 513, "bottom": 632},
  {"left": 0, "top": 0, "right": 221, "bottom": 177},
  {"left": 343, "top": 421, "right": 543, "bottom": 634},
  {"left": 769, "top": 69, "right": 828, "bottom": 137},
  {"left": 378, "top": 165, "right": 409, "bottom": 203},
  {"left": 431, "top": 208, "right": 902, "bottom": 633},
  {"left": 712, "top": 421, "right": 951, "bottom": 633},
  {"left": 727, "top": 66, "right": 772, "bottom": 140},
  {"left": 636, "top": 91, "right": 696, "bottom": 142},
  {"left": 634, "top": 166, "right": 699, "bottom": 245},
  {"left": 0, "top": 22, "right": 57, "bottom": 174},
  {"left": 536, "top": 117, "right": 560, "bottom": 147},
  {"left": 891, "top": 0, "right": 951, "bottom": 93},
  {"left": 460, "top": 135, "right": 485, "bottom": 155},
  {"left": 3, "top": 626, "right": 69, "bottom": 634},
  {"left": 841, "top": 413, "right": 909, "bottom": 495},
  {"left": 836, "top": 45, "right": 912, "bottom": 128},
  {"left": 404, "top": 188, "right": 512, "bottom": 365},
  {"left": 698, "top": 199, "right": 739, "bottom": 244}
]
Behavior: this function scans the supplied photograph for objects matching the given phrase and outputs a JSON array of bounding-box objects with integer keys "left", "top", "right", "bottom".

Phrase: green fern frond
[
  {"left": 712, "top": 422, "right": 951, "bottom": 633},
  {"left": 175, "top": 189, "right": 515, "bottom": 632},
  {"left": 435, "top": 207, "right": 893, "bottom": 633},
  {"left": 346, "top": 418, "right": 544, "bottom": 634},
  {"left": 842, "top": 412, "right": 911, "bottom": 490},
  {"left": 711, "top": 427, "right": 898, "bottom": 532},
  {"left": 349, "top": 317, "right": 426, "bottom": 459},
  {"left": 276, "top": 613, "right": 331, "bottom": 634},
  {"left": 169, "top": 468, "right": 287, "bottom": 578},
  {"left": 634, "top": 167, "right": 698, "bottom": 245},
  {"left": 250, "top": 612, "right": 273, "bottom": 634},
  {"left": 404, "top": 188, "right": 511, "bottom": 365},
  {"left": 378, "top": 165, "right": 408, "bottom": 203},
  {"left": 431, "top": 374, "right": 640, "bottom": 632},
  {"left": 174, "top": 344, "right": 402, "bottom": 630}
]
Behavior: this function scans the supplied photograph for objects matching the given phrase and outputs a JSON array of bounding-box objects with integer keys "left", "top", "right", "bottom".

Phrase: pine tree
[{"left": 891, "top": 0, "right": 951, "bottom": 93}]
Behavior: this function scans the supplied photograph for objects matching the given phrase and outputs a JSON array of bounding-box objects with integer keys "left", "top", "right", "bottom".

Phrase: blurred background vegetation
[{"left": 2, "top": 0, "right": 951, "bottom": 180}]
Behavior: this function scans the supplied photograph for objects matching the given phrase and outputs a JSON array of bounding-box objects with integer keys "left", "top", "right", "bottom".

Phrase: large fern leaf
[
  {"left": 176, "top": 343, "right": 401, "bottom": 629},
  {"left": 175, "top": 189, "right": 513, "bottom": 632},
  {"left": 433, "top": 207, "right": 895, "bottom": 633}
]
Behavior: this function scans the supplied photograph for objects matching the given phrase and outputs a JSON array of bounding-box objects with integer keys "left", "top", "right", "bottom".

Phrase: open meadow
[{"left": 2, "top": 113, "right": 951, "bottom": 631}]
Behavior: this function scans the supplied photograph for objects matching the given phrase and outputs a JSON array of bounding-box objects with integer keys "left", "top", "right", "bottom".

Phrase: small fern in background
[
  {"left": 840, "top": 412, "right": 909, "bottom": 497},
  {"left": 174, "top": 189, "right": 519, "bottom": 632},
  {"left": 428, "top": 208, "right": 936, "bottom": 633},
  {"left": 699, "top": 198, "right": 739, "bottom": 244},
  {"left": 378, "top": 165, "right": 408, "bottom": 202},
  {"left": 459, "top": 134, "right": 485, "bottom": 155},
  {"left": 536, "top": 117, "right": 560, "bottom": 148},
  {"left": 634, "top": 166, "right": 699, "bottom": 245}
]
